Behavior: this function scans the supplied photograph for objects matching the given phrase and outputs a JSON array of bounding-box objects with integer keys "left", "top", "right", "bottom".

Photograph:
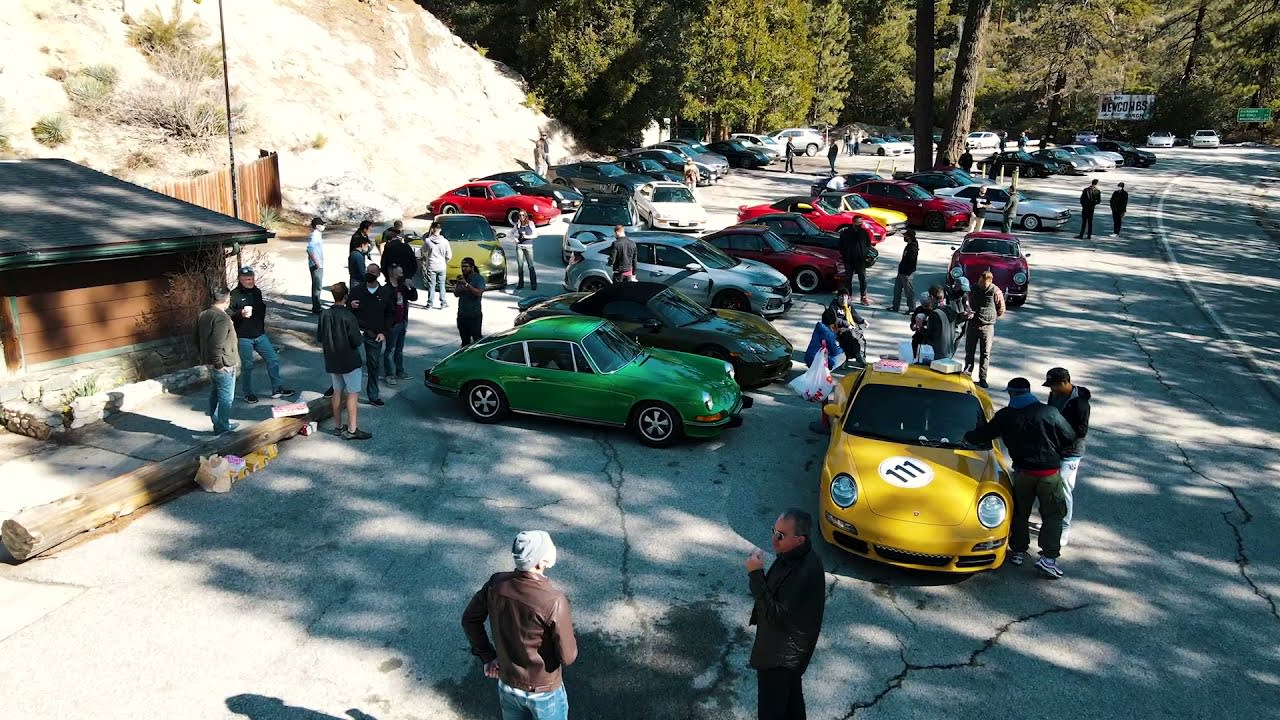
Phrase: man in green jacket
[{"left": 195, "top": 288, "right": 239, "bottom": 434}]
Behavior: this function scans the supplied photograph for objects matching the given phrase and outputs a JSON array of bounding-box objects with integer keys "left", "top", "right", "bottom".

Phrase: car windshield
[
  {"left": 1111, "top": 142, "right": 1136, "bottom": 151},
  {"left": 843, "top": 384, "right": 988, "bottom": 449},
  {"left": 686, "top": 239, "right": 740, "bottom": 269},
  {"left": 815, "top": 195, "right": 843, "bottom": 214},
  {"left": 636, "top": 159, "right": 664, "bottom": 172},
  {"left": 686, "top": 141, "right": 710, "bottom": 153},
  {"left": 761, "top": 230, "right": 793, "bottom": 252},
  {"left": 490, "top": 183, "right": 517, "bottom": 198},
  {"left": 904, "top": 184, "right": 932, "bottom": 200},
  {"left": 650, "top": 288, "right": 714, "bottom": 326},
  {"left": 793, "top": 214, "right": 823, "bottom": 235},
  {"left": 653, "top": 186, "right": 695, "bottom": 203},
  {"left": 836, "top": 193, "right": 869, "bottom": 210},
  {"left": 962, "top": 237, "right": 1018, "bottom": 256},
  {"left": 438, "top": 216, "right": 493, "bottom": 242},
  {"left": 598, "top": 164, "right": 626, "bottom": 177},
  {"left": 946, "top": 169, "right": 978, "bottom": 184},
  {"left": 574, "top": 204, "right": 633, "bottom": 226},
  {"left": 582, "top": 323, "right": 643, "bottom": 373},
  {"left": 647, "top": 150, "right": 683, "bottom": 163},
  {"left": 721, "top": 141, "right": 748, "bottom": 152},
  {"left": 515, "top": 172, "right": 547, "bottom": 186},
  {"left": 1012, "top": 151, "right": 1035, "bottom": 161}
]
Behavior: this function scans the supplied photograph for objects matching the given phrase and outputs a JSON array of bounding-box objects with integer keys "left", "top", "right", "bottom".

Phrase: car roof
[
  {"left": 860, "top": 363, "right": 981, "bottom": 394},
  {"left": 706, "top": 224, "right": 771, "bottom": 237},
  {"left": 435, "top": 213, "right": 489, "bottom": 222},
  {"left": 463, "top": 180, "right": 502, "bottom": 188},
  {"left": 629, "top": 231, "right": 700, "bottom": 246},
  {"left": 516, "top": 315, "right": 608, "bottom": 341}
]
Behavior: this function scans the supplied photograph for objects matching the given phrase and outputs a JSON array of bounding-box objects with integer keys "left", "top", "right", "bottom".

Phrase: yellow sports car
[
  {"left": 818, "top": 361, "right": 1013, "bottom": 572},
  {"left": 435, "top": 213, "right": 509, "bottom": 288},
  {"left": 816, "top": 193, "right": 909, "bottom": 236}
]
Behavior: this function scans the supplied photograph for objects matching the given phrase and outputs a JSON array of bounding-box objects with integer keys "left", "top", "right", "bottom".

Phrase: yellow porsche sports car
[
  {"left": 818, "top": 362, "right": 1013, "bottom": 572},
  {"left": 816, "top": 193, "right": 909, "bottom": 236}
]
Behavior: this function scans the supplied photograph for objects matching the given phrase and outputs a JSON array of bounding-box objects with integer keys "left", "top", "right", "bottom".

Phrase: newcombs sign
[{"left": 1097, "top": 94, "right": 1156, "bottom": 121}]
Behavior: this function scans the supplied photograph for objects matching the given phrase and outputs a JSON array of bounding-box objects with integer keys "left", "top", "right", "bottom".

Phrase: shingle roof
[{"left": 0, "top": 159, "right": 271, "bottom": 270}]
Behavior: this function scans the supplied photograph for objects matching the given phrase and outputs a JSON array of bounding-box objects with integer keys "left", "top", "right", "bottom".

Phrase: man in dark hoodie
[
  {"left": 381, "top": 265, "right": 418, "bottom": 386},
  {"left": 1042, "top": 367, "right": 1091, "bottom": 546},
  {"left": 1109, "top": 182, "right": 1129, "bottom": 236},
  {"left": 747, "top": 508, "right": 826, "bottom": 720},
  {"left": 348, "top": 262, "right": 395, "bottom": 407},
  {"left": 888, "top": 230, "right": 918, "bottom": 313},
  {"left": 965, "top": 377, "right": 1076, "bottom": 579},
  {"left": 838, "top": 220, "right": 873, "bottom": 305},
  {"left": 1077, "top": 179, "right": 1102, "bottom": 239},
  {"left": 380, "top": 227, "right": 418, "bottom": 285},
  {"left": 316, "top": 282, "right": 370, "bottom": 440},
  {"left": 228, "top": 267, "right": 294, "bottom": 404}
]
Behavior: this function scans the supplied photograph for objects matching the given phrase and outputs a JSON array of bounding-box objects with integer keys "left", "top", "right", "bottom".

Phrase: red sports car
[
  {"left": 849, "top": 179, "right": 971, "bottom": 231},
  {"left": 702, "top": 225, "right": 846, "bottom": 293},
  {"left": 947, "top": 231, "right": 1031, "bottom": 306},
  {"left": 428, "top": 180, "right": 562, "bottom": 227},
  {"left": 738, "top": 196, "right": 883, "bottom": 235}
]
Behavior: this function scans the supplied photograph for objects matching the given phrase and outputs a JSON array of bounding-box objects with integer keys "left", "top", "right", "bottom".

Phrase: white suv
[
  {"left": 965, "top": 131, "right": 1000, "bottom": 150},
  {"left": 771, "top": 128, "right": 826, "bottom": 156},
  {"left": 1190, "top": 130, "right": 1220, "bottom": 148}
]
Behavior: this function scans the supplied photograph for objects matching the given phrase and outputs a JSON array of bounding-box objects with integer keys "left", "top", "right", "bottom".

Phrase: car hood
[
  {"left": 516, "top": 293, "right": 588, "bottom": 315},
  {"left": 787, "top": 245, "right": 839, "bottom": 262},
  {"left": 854, "top": 207, "right": 908, "bottom": 226},
  {"left": 566, "top": 222, "right": 642, "bottom": 239},
  {"left": 627, "top": 347, "right": 737, "bottom": 390},
  {"left": 734, "top": 258, "right": 789, "bottom": 286},
  {"left": 1014, "top": 199, "right": 1064, "bottom": 216},
  {"left": 829, "top": 435, "right": 998, "bottom": 526},
  {"left": 956, "top": 252, "right": 1024, "bottom": 271},
  {"left": 695, "top": 309, "right": 792, "bottom": 350},
  {"left": 933, "top": 198, "right": 970, "bottom": 213},
  {"left": 651, "top": 201, "right": 707, "bottom": 220}
]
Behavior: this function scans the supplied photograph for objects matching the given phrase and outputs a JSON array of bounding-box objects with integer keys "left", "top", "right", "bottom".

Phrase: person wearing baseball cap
[
  {"left": 348, "top": 261, "right": 395, "bottom": 406},
  {"left": 462, "top": 531, "right": 578, "bottom": 717},
  {"left": 964, "top": 376, "right": 1077, "bottom": 578},
  {"left": 1040, "top": 367, "right": 1092, "bottom": 547},
  {"left": 228, "top": 266, "right": 294, "bottom": 404}
]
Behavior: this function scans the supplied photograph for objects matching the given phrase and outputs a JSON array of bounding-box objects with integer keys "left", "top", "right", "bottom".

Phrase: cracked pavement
[{"left": 2, "top": 148, "right": 1278, "bottom": 719}]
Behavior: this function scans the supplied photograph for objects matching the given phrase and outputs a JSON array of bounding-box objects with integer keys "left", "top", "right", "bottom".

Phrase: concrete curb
[{"left": 1149, "top": 163, "right": 1280, "bottom": 402}]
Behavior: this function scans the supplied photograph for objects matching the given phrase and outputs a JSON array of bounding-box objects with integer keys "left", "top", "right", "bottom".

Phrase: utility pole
[{"left": 213, "top": 0, "right": 242, "bottom": 271}]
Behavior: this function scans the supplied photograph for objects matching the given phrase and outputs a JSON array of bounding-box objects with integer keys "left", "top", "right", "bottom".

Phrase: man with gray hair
[
  {"left": 746, "top": 509, "right": 826, "bottom": 720},
  {"left": 463, "top": 531, "right": 578, "bottom": 720}
]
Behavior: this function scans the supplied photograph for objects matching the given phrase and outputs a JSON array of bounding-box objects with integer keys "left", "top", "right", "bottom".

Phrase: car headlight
[
  {"left": 532, "top": 203, "right": 543, "bottom": 213},
  {"left": 830, "top": 474, "right": 858, "bottom": 508},
  {"left": 1013, "top": 271, "right": 1027, "bottom": 285},
  {"left": 489, "top": 251, "right": 505, "bottom": 267},
  {"left": 977, "top": 493, "right": 1007, "bottom": 528},
  {"left": 723, "top": 361, "right": 734, "bottom": 379},
  {"left": 949, "top": 266, "right": 964, "bottom": 279},
  {"left": 701, "top": 391, "right": 714, "bottom": 410},
  {"left": 751, "top": 283, "right": 775, "bottom": 294},
  {"left": 654, "top": 212, "right": 667, "bottom": 221},
  {"left": 553, "top": 190, "right": 565, "bottom": 200}
]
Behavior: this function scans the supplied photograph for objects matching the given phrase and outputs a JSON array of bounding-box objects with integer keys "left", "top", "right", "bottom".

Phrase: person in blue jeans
[
  {"left": 195, "top": 288, "right": 239, "bottom": 434},
  {"left": 463, "top": 531, "right": 578, "bottom": 720},
  {"left": 380, "top": 266, "right": 417, "bottom": 386},
  {"left": 228, "top": 267, "right": 294, "bottom": 404}
]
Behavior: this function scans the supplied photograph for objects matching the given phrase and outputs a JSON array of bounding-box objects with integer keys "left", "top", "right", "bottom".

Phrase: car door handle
[
  {"left": 651, "top": 270, "right": 666, "bottom": 276},
  {"left": 524, "top": 376, "right": 542, "bottom": 382}
]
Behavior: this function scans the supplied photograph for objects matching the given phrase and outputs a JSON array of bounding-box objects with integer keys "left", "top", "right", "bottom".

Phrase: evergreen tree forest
[{"left": 419, "top": 0, "right": 1279, "bottom": 152}]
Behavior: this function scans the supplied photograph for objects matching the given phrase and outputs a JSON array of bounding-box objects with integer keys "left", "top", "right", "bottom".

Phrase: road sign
[
  {"left": 1097, "top": 94, "right": 1155, "bottom": 121},
  {"left": 1237, "top": 108, "right": 1272, "bottom": 123}
]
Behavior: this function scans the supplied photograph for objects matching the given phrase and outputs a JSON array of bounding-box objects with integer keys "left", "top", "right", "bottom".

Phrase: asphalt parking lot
[{"left": 2, "top": 146, "right": 1278, "bottom": 720}]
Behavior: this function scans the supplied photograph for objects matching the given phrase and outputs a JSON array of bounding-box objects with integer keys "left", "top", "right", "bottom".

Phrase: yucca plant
[{"left": 32, "top": 114, "right": 71, "bottom": 147}]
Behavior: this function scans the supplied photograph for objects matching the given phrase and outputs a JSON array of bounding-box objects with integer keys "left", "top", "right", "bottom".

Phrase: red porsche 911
[
  {"left": 947, "top": 231, "right": 1032, "bottom": 306},
  {"left": 429, "top": 180, "right": 562, "bottom": 227}
]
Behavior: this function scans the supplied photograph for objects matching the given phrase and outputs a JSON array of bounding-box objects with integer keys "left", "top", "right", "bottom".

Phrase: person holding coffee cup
[{"left": 229, "top": 266, "right": 295, "bottom": 404}]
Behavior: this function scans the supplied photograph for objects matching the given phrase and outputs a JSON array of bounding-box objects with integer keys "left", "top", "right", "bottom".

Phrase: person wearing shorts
[{"left": 317, "top": 282, "right": 371, "bottom": 440}]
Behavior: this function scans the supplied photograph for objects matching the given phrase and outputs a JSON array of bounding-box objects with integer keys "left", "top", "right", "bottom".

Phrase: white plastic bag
[{"left": 789, "top": 346, "right": 836, "bottom": 402}]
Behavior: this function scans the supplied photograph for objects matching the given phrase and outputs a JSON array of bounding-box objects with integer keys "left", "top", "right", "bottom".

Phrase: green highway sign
[{"left": 1237, "top": 108, "right": 1272, "bottom": 122}]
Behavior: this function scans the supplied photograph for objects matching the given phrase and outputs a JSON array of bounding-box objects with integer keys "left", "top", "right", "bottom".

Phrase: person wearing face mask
[
  {"left": 462, "top": 530, "right": 578, "bottom": 720},
  {"left": 348, "top": 262, "right": 394, "bottom": 406},
  {"left": 381, "top": 265, "right": 418, "bottom": 387},
  {"left": 607, "top": 225, "right": 637, "bottom": 282},
  {"left": 307, "top": 217, "right": 326, "bottom": 314}
]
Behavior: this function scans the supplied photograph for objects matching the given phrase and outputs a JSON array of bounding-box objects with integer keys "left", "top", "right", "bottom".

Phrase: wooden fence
[{"left": 151, "top": 151, "right": 282, "bottom": 222}]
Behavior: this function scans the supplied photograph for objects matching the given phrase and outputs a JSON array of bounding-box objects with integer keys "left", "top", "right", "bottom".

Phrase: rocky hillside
[{"left": 0, "top": 0, "right": 581, "bottom": 220}]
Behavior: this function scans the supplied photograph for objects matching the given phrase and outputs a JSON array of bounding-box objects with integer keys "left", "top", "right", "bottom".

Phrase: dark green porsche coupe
[
  {"left": 514, "top": 283, "right": 793, "bottom": 387},
  {"left": 425, "top": 316, "right": 748, "bottom": 447}
]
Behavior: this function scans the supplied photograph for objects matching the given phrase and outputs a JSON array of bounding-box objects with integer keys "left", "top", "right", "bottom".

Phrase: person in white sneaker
[
  {"left": 1043, "top": 368, "right": 1091, "bottom": 546},
  {"left": 964, "top": 377, "right": 1077, "bottom": 578}
]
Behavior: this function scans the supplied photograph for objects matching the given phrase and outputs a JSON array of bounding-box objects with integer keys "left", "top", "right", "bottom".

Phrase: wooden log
[{"left": 2, "top": 396, "right": 333, "bottom": 562}]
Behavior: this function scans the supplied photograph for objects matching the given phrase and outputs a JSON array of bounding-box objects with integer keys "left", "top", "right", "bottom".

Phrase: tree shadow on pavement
[{"left": 225, "top": 694, "right": 378, "bottom": 720}]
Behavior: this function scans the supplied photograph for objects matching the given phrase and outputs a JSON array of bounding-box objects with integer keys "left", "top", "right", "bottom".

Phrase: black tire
[
  {"left": 1020, "top": 214, "right": 1041, "bottom": 231},
  {"left": 440, "top": 204, "right": 460, "bottom": 215},
  {"left": 1009, "top": 295, "right": 1026, "bottom": 308},
  {"left": 506, "top": 208, "right": 523, "bottom": 227},
  {"left": 711, "top": 289, "right": 751, "bottom": 313},
  {"left": 877, "top": 148, "right": 886, "bottom": 156},
  {"left": 552, "top": 178, "right": 568, "bottom": 185},
  {"left": 463, "top": 381, "right": 509, "bottom": 423},
  {"left": 580, "top": 276, "right": 608, "bottom": 293},
  {"left": 792, "top": 266, "right": 822, "bottom": 293},
  {"left": 924, "top": 212, "right": 946, "bottom": 232},
  {"left": 631, "top": 401, "right": 682, "bottom": 448},
  {"left": 806, "top": 144, "right": 819, "bottom": 157}
]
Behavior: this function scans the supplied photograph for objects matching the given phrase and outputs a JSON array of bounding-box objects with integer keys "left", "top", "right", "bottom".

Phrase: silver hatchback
[{"left": 564, "top": 232, "right": 793, "bottom": 318}]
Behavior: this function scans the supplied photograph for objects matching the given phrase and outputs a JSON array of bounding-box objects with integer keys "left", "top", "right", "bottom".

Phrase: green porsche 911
[{"left": 424, "top": 316, "right": 749, "bottom": 447}]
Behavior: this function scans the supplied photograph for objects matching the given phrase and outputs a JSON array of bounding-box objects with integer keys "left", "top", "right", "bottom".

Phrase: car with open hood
[
  {"left": 432, "top": 213, "right": 508, "bottom": 287},
  {"left": 425, "top": 316, "right": 747, "bottom": 447},
  {"left": 633, "top": 181, "right": 708, "bottom": 232},
  {"left": 514, "top": 282, "right": 793, "bottom": 387},
  {"left": 480, "top": 171, "right": 584, "bottom": 213},
  {"left": 934, "top": 185, "right": 1070, "bottom": 231},
  {"left": 947, "top": 230, "right": 1032, "bottom": 306},
  {"left": 429, "top": 180, "right": 562, "bottom": 227},
  {"left": 702, "top": 225, "right": 846, "bottom": 293},
  {"left": 849, "top": 179, "right": 971, "bottom": 231},
  {"left": 563, "top": 231, "right": 793, "bottom": 318},
  {"left": 818, "top": 362, "right": 1014, "bottom": 572}
]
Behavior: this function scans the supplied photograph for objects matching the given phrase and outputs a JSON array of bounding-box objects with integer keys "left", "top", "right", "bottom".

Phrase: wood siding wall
[
  {"left": 151, "top": 152, "right": 282, "bottom": 220},
  {"left": 2, "top": 252, "right": 213, "bottom": 369}
]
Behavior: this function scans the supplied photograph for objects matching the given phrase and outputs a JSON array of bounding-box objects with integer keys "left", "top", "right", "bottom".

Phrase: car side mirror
[
  {"left": 497, "top": 232, "right": 507, "bottom": 239},
  {"left": 643, "top": 318, "right": 661, "bottom": 330},
  {"left": 823, "top": 403, "right": 842, "bottom": 419},
  {"left": 950, "top": 246, "right": 957, "bottom": 251}
]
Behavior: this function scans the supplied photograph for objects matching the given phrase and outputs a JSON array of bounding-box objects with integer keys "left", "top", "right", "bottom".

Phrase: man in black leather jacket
[
  {"left": 965, "top": 377, "right": 1076, "bottom": 579},
  {"left": 747, "top": 509, "right": 826, "bottom": 719}
]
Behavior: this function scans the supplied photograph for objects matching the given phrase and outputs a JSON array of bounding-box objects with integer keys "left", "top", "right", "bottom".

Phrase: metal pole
[{"left": 216, "top": 0, "right": 238, "bottom": 222}]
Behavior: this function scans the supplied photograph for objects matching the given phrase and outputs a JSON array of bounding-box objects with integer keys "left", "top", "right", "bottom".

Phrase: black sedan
[
  {"left": 990, "top": 150, "right": 1057, "bottom": 178},
  {"left": 1031, "top": 148, "right": 1085, "bottom": 175},
  {"left": 481, "top": 171, "right": 584, "bottom": 212},
  {"left": 615, "top": 156, "right": 684, "bottom": 183},
  {"left": 808, "top": 172, "right": 884, "bottom": 197},
  {"left": 514, "top": 282, "right": 794, "bottom": 387},
  {"left": 1093, "top": 140, "right": 1157, "bottom": 168},
  {"left": 619, "top": 149, "right": 713, "bottom": 186},
  {"left": 736, "top": 212, "right": 841, "bottom": 254},
  {"left": 547, "top": 161, "right": 654, "bottom": 195},
  {"left": 705, "top": 140, "right": 770, "bottom": 169}
]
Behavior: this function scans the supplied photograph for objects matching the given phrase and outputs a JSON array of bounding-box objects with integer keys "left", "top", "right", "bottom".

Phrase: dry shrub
[
  {"left": 115, "top": 81, "right": 245, "bottom": 143},
  {"left": 127, "top": 0, "right": 206, "bottom": 57},
  {"left": 45, "top": 66, "right": 68, "bottom": 81},
  {"left": 31, "top": 114, "right": 71, "bottom": 147},
  {"left": 64, "top": 69, "right": 120, "bottom": 114},
  {"left": 125, "top": 149, "right": 158, "bottom": 169}
]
